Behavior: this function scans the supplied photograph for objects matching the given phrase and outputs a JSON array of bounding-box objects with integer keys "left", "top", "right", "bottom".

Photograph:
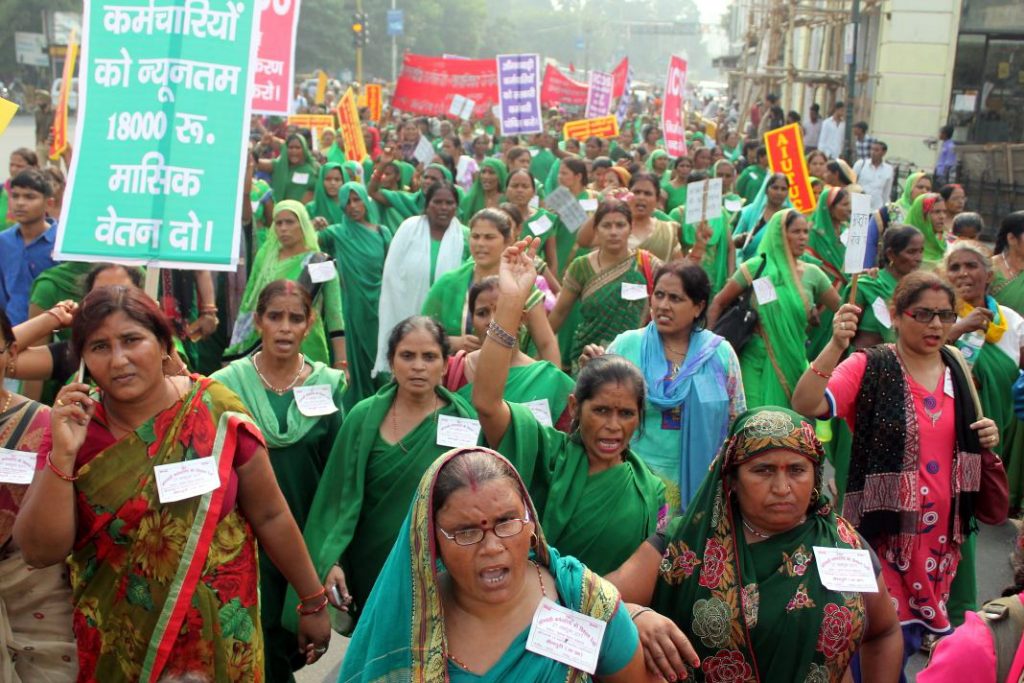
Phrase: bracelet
[
  {"left": 296, "top": 595, "right": 329, "bottom": 616},
  {"left": 486, "top": 320, "right": 517, "bottom": 349},
  {"left": 45, "top": 309, "right": 64, "bottom": 326},
  {"left": 199, "top": 311, "right": 218, "bottom": 319},
  {"left": 299, "top": 586, "right": 327, "bottom": 603},
  {"left": 46, "top": 452, "right": 78, "bottom": 482},
  {"left": 809, "top": 363, "right": 832, "bottom": 380},
  {"left": 630, "top": 607, "right": 654, "bottom": 622}
]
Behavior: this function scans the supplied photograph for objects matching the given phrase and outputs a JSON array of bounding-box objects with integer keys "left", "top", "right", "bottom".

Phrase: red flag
[
  {"left": 540, "top": 64, "right": 588, "bottom": 108},
  {"left": 392, "top": 53, "right": 498, "bottom": 117},
  {"left": 569, "top": 62, "right": 576, "bottom": 73},
  {"left": 662, "top": 56, "right": 688, "bottom": 157},
  {"left": 611, "top": 58, "right": 629, "bottom": 99}
]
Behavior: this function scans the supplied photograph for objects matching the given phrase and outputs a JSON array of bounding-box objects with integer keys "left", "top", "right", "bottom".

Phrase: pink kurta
[{"left": 827, "top": 351, "right": 960, "bottom": 633}]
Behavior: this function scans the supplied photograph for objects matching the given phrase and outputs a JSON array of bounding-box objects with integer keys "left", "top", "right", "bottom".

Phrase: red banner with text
[
  {"left": 764, "top": 123, "right": 817, "bottom": 214},
  {"left": 540, "top": 64, "right": 588, "bottom": 108},
  {"left": 392, "top": 54, "right": 498, "bottom": 118},
  {"left": 662, "top": 55, "right": 688, "bottom": 157},
  {"left": 251, "top": 0, "right": 301, "bottom": 115}
]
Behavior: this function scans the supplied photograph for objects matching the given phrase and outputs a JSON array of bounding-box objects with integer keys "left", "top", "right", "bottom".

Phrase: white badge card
[
  {"left": 291, "top": 172, "right": 309, "bottom": 185},
  {"left": 530, "top": 214, "right": 553, "bottom": 236},
  {"left": 0, "top": 448, "right": 37, "bottom": 485},
  {"left": 621, "top": 282, "right": 648, "bottom": 301},
  {"left": 523, "top": 399, "right": 553, "bottom": 427},
  {"left": 436, "top": 415, "right": 481, "bottom": 448},
  {"left": 724, "top": 197, "right": 743, "bottom": 213},
  {"left": 307, "top": 260, "right": 336, "bottom": 284},
  {"left": 293, "top": 384, "right": 339, "bottom": 417},
  {"left": 752, "top": 277, "right": 778, "bottom": 305},
  {"left": 154, "top": 457, "right": 221, "bottom": 504},
  {"left": 526, "top": 598, "right": 607, "bottom": 675},
  {"left": 813, "top": 546, "right": 879, "bottom": 593},
  {"left": 872, "top": 297, "right": 892, "bottom": 328}
]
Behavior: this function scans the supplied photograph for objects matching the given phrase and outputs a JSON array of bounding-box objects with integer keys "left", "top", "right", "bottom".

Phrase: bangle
[
  {"left": 199, "top": 311, "right": 218, "bottom": 319},
  {"left": 300, "top": 586, "right": 327, "bottom": 603},
  {"left": 630, "top": 607, "right": 654, "bottom": 622},
  {"left": 45, "top": 309, "right": 64, "bottom": 326},
  {"left": 46, "top": 452, "right": 78, "bottom": 482},
  {"left": 809, "top": 363, "right": 832, "bottom": 380},
  {"left": 296, "top": 595, "right": 329, "bottom": 616},
  {"left": 486, "top": 320, "right": 517, "bottom": 349},
  {"left": 199, "top": 304, "right": 218, "bottom": 313}
]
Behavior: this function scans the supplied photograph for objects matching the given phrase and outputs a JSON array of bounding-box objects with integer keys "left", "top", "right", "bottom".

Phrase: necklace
[
  {"left": 252, "top": 351, "right": 305, "bottom": 395},
  {"left": 447, "top": 561, "right": 548, "bottom": 673},
  {"left": 741, "top": 516, "right": 773, "bottom": 539},
  {"left": 391, "top": 394, "right": 439, "bottom": 453},
  {"left": 0, "top": 389, "right": 13, "bottom": 416},
  {"left": 922, "top": 390, "right": 944, "bottom": 427}
]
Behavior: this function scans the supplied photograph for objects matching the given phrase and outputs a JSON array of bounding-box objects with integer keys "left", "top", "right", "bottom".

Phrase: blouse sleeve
[
  {"left": 824, "top": 352, "right": 868, "bottom": 424},
  {"left": 320, "top": 273, "right": 345, "bottom": 338},
  {"left": 562, "top": 257, "right": 587, "bottom": 296},
  {"left": 730, "top": 258, "right": 757, "bottom": 289},
  {"left": 595, "top": 600, "right": 641, "bottom": 677},
  {"left": 804, "top": 264, "right": 832, "bottom": 304}
]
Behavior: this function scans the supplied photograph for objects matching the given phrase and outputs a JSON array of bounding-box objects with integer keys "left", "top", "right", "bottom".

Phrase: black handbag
[{"left": 712, "top": 255, "right": 767, "bottom": 352}]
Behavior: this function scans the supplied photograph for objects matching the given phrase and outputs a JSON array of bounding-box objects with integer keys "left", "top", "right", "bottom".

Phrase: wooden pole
[{"left": 847, "top": 272, "right": 860, "bottom": 304}]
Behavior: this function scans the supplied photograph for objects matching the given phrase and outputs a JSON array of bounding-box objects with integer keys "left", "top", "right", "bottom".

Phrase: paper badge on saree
[
  {"left": 813, "top": 547, "right": 878, "bottom": 593},
  {"left": 525, "top": 598, "right": 607, "bottom": 675},
  {"left": 154, "top": 457, "right": 221, "bottom": 504}
]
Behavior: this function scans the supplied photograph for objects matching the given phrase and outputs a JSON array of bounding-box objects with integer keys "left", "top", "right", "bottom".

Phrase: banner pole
[{"left": 847, "top": 272, "right": 860, "bottom": 305}]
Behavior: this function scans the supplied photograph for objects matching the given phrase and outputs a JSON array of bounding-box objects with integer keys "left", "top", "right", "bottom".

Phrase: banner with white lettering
[
  {"left": 251, "top": 0, "right": 300, "bottom": 114},
  {"left": 55, "top": 0, "right": 258, "bottom": 270}
]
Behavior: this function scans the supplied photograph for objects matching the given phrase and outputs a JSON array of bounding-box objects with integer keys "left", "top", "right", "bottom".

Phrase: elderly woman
[
  {"left": 792, "top": 271, "right": 1005, "bottom": 673},
  {"left": 339, "top": 447, "right": 646, "bottom": 681},
  {"left": 15, "top": 286, "right": 331, "bottom": 680},
  {"left": 608, "top": 407, "right": 904, "bottom": 682}
]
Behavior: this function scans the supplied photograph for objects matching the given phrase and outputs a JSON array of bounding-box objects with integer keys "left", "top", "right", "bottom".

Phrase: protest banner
[
  {"left": 497, "top": 53, "right": 542, "bottom": 136},
  {"left": 611, "top": 57, "right": 629, "bottom": 99},
  {"left": 540, "top": 64, "right": 587, "bottom": 108},
  {"left": 252, "top": 0, "right": 300, "bottom": 115},
  {"left": 662, "top": 55, "right": 688, "bottom": 157},
  {"left": 764, "top": 123, "right": 817, "bottom": 214},
  {"left": 287, "top": 114, "right": 335, "bottom": 151},
  {"left": 50, "top": 31, "right": 79, "bottom": 160},
  {"left": 336, "top": 87, "right": 367, "bottom": 162},
  {"left": 563, "top": 115, "right": 619, "bottom": 141},
  {"left": 392, "top": 53, "right": 498, "bottom": 117},
  {"left": 55, "top": 0, "right": 258, "bottom": 270},
  {"left": 0, "top": 99, "right": 17, "bottom": 137},
  {"left": 585, "top": 70, "right": 613, "bottom": 119},
  {"left": 364, "top": 83, "right": 382, "bottom": 121}
]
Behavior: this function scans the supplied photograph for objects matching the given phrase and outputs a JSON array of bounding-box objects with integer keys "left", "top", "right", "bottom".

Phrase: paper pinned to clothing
[
  {"left": 872, "top": 297, "right": 892, "bottom": 328},
  {"left": 579, "top": 198, "right": 598, "bottom": 212},
  {"left": 436, "top": 415, "right": 481, "bottom": 448},
  {"left": 543, "top": 187, "right": 587, "bottom": 233},
  {"left": 752, "top": 277, "right": 777, "bottom": 305},
  {"left": 724, "top": 197, "right": 743, "bottom": 213},
  {"left": 522, "top": 399, "right": 553, "bottom": 427},
  {"left": 621, "top": 282, "right": 648, "bottom": 300},
  {"left": 307, "top": 260, "right": 336, "bottom": 284},
  {"left": 842, "top": 192, "right": 875, "bottom": 274},
  {"left": 526, "top": 598, "right": 607, "bottom": 674},
  {"left": 685, "top": 178, "right": 723, "bottom": 225},
  {"left": 813, "top": 547, "right": 878, "bottom": 593},
  {"left": 154, "top": 457, "right": 221, "bottom": 504},
  {"left": 529, "top": 213, "right": 553, "bottom": 236},
  {"left": 293, "top": 384, "right": 339, "bottom": 417},
  {"left": 0, "top": 448, "right": 37, "bottom": 485},
  {"left": 291, "top": 172, "right": 309, "bottom": 185},
  {"left": 412, "top": 136, "right": 436, "bottom": 167}
]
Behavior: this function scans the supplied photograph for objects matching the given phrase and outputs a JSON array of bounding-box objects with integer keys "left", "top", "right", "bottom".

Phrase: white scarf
[{"left": 373, "top": 215, "right": 466, "bottom": 376}]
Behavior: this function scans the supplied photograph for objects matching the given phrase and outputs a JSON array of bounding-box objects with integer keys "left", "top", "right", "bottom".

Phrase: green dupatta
[
  {"left": 380, "top": 163, "right": 454, "bottom": 230},
  {"left": 210, "top": 358, "right": 345, "bottom": 449},
  {"left": 337, "top": 447, "right": 623, "bottom": 683},
  {"left": 458, "top": 157, "right": 508, "bottom": 222},
  {"left": 845, "top": 268, "right": 898, "bottom": 343},
  {"left": 320, "top": 182, "right": 393, "bottom": 409},
  {"left": 905, "top": 193, "right": 946, "bottom": 268},
  {"left": 270, "top": 134, "right": 318, "bottom": 201},
  {"left": 70, "top": 378, "right": 265, "bottom": 682},
  {"left": 807, "top": 188, "right": 848, "bottom": 286},
  {"left": 422, "top": 261, "right": 476, "bottom": 336},
  {"left": 283, "top": 384, "right": 478, "bottom": 631},
  {"left": 29, "top": 261, "right": 91, "bottom": 340},
  {"left": 993, "top": 268, "right": 1024, "bottom": 315},
  {"left": 305, "top": 163, "right": 346, "bottom": 225},
  {"left": 895, "top": 172, "right": 926, "bottom": 215},
  {"left": 650, "top": 408, "right": 867, "bottom": 682}
]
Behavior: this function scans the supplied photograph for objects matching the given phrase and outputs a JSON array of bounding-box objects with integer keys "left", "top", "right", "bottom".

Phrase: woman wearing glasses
[
  {"left": 339, "top": 447, "right": 647, "bottom": 682},
  {"left": 792, "top": 271, "right": 1004, "bottom": 677}
]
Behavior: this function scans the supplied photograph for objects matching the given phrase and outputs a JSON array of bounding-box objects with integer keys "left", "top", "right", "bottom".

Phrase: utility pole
[
  {"left": 351, "top": 0, "right": 365, "bottom": 84},
  {"left": 391, "top": 0, "right": 397, "bottom": 83},
  {"left": 845, "top": 0, "right": 860, "bottom": 160}
]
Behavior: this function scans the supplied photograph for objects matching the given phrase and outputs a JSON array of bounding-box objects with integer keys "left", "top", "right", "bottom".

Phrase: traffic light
[{"left": 351, "top": 12, "right": 368, "bottom": 48}]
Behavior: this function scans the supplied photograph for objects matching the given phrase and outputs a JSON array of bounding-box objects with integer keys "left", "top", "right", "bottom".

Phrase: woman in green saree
[
  {"left": 338, "top": 447, "right": 646, "bottom": 682},
  {"left": 475, "top": 238, "right": 667, "bottom": 575},
  {"left": 550, "top": 200, "right": 661, "bottom": 376},
  {"left": 258, "top": 133, "right": 318, "bottom": 203},
  {"left": 305, "top": 163, "right": 346, "bottom": 230},
  {"left": 992, "top": 211, "right": 1024, "bottom": 316},
  {"left": 458, "top": 157, "right": 508, "bottom": 223},
  {"left": 422, "top": 208, "right": 561, "bottom": 364},
  {"left": 15, "top": 286, "right": 331, "bottom": 681},
  {"left": 607, "top": 407, "right": 902, "bottom": 682},
  {"left": 317, "top": 182, "right": 392, "bottom": 410},
  {"left": 224, "top": 201, "right": 346, "bottom": 368},
  {"left": 285, "top": 317, "right": 480, "bottom": 631},
  {"left": 905, "top": 193, "right": 950, "bottom": 270},
  {"left": 732, "top": 172, "right": 792, "bottom": 262},
  {"left": 708, "top": 209, "right": 841, "bottom": 409},
  {"left": 626, "top": 172, "right": 683, "bottom": 262},
  {"left": 806, "top": 187, "right": 852, "bottom": 288},
  {"left": 884, "top": 171, "right": 932, "bottom": 227},
  {"left": 367, "top": 148, "right": 455, "bottom": 231},
  {"left": 212, "top": 280, "right": 346, "bottom": 683},
  {"left": 506, "top": 168, "right": 562, "bottom": 279}
]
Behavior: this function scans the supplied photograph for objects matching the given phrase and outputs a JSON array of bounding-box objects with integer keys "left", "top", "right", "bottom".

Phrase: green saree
[
  {"left": 520, "top": 207, "right": 559, "bottom": 251},
  {"left": 451, "top": 360, "right": 575, "bottom": 431},
  {"left": 993, "top": 268, "right": 1024, "bottom": 316},
  {"left": 304, "top": 162, "right": 346, "bottom": 225},
  {"left": 318, "top": 182, "right": 393, "bottom": 410},
  {"left": 283, "top": 384, "right": 480, "bottom": 632},
  {"left": 906, "top": 193, "right": 947, "bottom": 270},
  {"left": 270, "top": 135, "right": 318, "bottom": 202},
  {"left": 807, "top": 188, "right": 848, "bottom": 287},
  {"left": 379, "top": 163, "right": 453, "bottom": 231},
  {"left": 458, "top": 157, "right": 507, "bottom": 223},
  {"left": 422, "top": 261, "right": 476, "bottom": 337}
]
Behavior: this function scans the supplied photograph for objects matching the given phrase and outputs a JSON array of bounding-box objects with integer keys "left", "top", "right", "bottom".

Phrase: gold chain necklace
[
  {"left": 252, "top": 351, "right": 305, "bottom": 395},
  {"left": 0, "top": 390, "right": 13, "bottom": 416}
]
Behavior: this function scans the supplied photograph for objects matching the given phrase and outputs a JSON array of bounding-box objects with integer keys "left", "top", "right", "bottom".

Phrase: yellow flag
[
  {"left": 315, "top": 70, "right": 328, "bottom": 105},
  {"left": 0, "top": 98, "right": 18, "bottom": 137}
]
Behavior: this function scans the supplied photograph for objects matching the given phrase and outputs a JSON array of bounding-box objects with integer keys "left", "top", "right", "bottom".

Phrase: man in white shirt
[
  {"left": 853, "top": 140, "right": 894, "bottom": 211},
  {"left": 817, "top": 102, "right": 846, "bottom": 159},
  {"left": 804, "top": 103, "right": 822, "bottom": 149}
]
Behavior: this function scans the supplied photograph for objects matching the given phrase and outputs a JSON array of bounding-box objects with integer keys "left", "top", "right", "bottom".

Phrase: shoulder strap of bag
[
  {"left": 740, "top": 254, "right": 768, "bottom": 288},
  {"left": 980, "top": 596, "right": 1024, "bottom": 683}
]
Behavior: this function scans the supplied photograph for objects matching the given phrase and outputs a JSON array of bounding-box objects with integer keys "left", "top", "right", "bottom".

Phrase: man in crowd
[
  {"left": 804, "top": 103, "right": 822, "bottom": 149},
  {"left": 853, "top": 140, "right": 894, "bottom": 211},
  {"left": 818, "top": 101, "right": 846, "bottom": 159},
  {"left": 0, "top": 169, "right": 59, "bottom": 325},
  {"left": 852, "top": 121, "right": 876, "bottom": 162}
]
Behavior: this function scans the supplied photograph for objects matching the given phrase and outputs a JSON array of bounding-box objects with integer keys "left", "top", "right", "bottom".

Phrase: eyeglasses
[
  {"left": 903, "top": 308, "right": 957, "bottom": 324},
  {"left": 437, "top": 512, "right": 531, "bottom": 547}
]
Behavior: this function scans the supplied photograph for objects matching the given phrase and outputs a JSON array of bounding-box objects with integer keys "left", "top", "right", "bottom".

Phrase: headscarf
[
  {"left": 735, "top": 173, "right": 793, "bottom": 261},
  {"left": 807, "top": 187, "right": 848, "bottom": 284},
  {"left": 896, "top": 171, "right": 927, "bottom": 213},
  {"left": 645, "top": 149, "right": 670, "bottom": 172},
  {"left": 241, "top": 200, "right": 319, "bottom": 322},
  {"left": 607, "top": 165, "right": 632, "bottom": 189},
  {"left": 650, "top": 408, "right": 866, "bottom": 682},
  {"left": 270, "top": 133, "right": 319, "bottom": 201},
  {"left": 340, "top": 160, "right": 364, "bottom": 184},
  {"left": 830, "top": 159, "right": 857, "bottom": 186},
  {"left": 905, "top": 192, "right": 946, "bottom": 265},
  {"left": 306, "top": 163, "right": 346, "bottom": 226},
  {"left": 325, "top": 131, "right": 347, "bottom": 165},
  {"left": 337, "top": 181, "right": 380, "bottom": 227},
  {"left": 339, "top": 447, "right": 622, "bottom": 682},
  {"left": 459, "top": 157, "right": 508, "bottom": 221}
]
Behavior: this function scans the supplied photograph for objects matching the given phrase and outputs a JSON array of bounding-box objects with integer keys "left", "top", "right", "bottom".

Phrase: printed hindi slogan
[
  {"left": 55, "top": 0, "right": 258, "bottom": 270},
  {"left": 496, "top": 54, "right": 542, "bottom": 136}
]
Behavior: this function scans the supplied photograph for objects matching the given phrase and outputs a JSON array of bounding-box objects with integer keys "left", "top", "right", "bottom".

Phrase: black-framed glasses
[
  {"left": 903, "top": 308, "right": 957, "bottom": 324},
  {"left": 437, "top": 511, "right": 532, "bottom": 546}
]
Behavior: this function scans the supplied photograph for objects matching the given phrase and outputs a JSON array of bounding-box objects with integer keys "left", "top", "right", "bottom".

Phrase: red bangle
[
  {"left": 299, "top": 586, "right": 326, "bottom": 603},
  {"left": 296, "top": 596, "right": 329, "bottom": 616},
  {"left": 809, "top": 363, "right": 832, "bottom": 380},
  {"left": 46, "top": 452, "right": 78, "bottom": 482}
]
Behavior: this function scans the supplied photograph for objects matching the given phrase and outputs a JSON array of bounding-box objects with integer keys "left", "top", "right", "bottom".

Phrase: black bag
[{"left": 712, "top": 255, "right": 767, "bottom": 352}]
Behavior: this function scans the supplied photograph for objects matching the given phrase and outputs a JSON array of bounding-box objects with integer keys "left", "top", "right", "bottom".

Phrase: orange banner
[
  {"left": 364, "top": 84, "right": 382, "bottom": 122},
  {"left": 562, "top": 115, "right": 619, "bottom": 142},
  {"left": 50, "top": 32, "right": 79, "bottom": 161},
  {"left": 764, "top": 123, "right": 816, "bottom": 214},
  {"left": 286, "top": 114, "right": 335, "bottom": 151},
  {"left": 336, "top": 88, "right": 367, "bottom": 162}
]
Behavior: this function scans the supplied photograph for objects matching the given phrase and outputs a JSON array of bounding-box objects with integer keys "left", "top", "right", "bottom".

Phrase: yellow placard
[
  {"left": 315, "top": 70, "right": 328, "bottom": 105},
  {"left": 562, "top": 115, "right": 619, "bottom": 141},
  {"left": 0, "top": 98, "right": 19, "bottom": 137},
  {"left": 336, "top": 88, "right": 368, "bottom": 162}
]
